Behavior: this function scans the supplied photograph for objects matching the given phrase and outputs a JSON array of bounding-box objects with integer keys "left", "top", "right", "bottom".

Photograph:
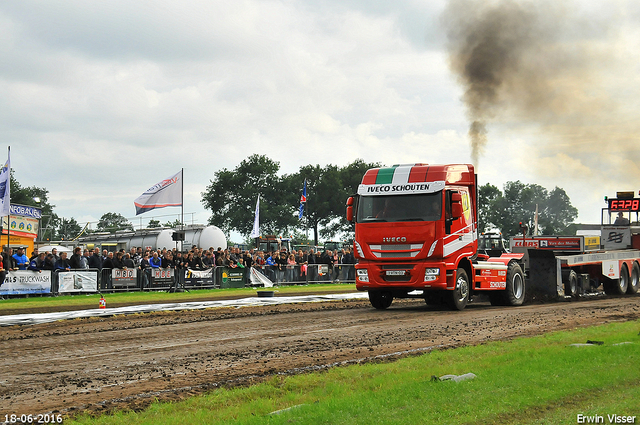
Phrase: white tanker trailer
[{"left": 76, "top": 225, "right": 228, "bottom": 252}]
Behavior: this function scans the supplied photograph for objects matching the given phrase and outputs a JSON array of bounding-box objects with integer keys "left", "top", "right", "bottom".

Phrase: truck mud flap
[{"left": 526, "top": 249, "right": 562, "bottom": 302}]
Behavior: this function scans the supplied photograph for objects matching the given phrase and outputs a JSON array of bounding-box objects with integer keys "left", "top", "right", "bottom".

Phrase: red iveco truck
[{"left": 346, "top": 163, "right": 526, "bottom": 310}]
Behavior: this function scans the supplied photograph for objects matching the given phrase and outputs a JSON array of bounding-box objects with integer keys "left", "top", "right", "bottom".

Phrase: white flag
[
  {"left": 134, "top": 170, "right": 182, "bottom": 215},
  {"left": 0, "top": 149, "right": 10, "bottom": 217},
  {"left": 250, "top": 195, "right": 260, "bottom": 238}
]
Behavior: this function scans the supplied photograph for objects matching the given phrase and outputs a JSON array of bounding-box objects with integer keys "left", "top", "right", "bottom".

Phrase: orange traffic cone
[{"left": 99, "top": 295, "right": 106, "bottom": 309}]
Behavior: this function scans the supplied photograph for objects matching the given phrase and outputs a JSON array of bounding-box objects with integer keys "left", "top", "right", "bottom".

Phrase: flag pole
[
  {"left": 6, "top": 146, "right": 10, "bottom": 256},
  {"left": 181, "top": 167, "right": 184, "bottom": 251}
]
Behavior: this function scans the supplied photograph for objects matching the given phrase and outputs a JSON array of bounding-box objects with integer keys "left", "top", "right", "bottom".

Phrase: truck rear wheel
[
  {"left": 627, "top": 262, "right": 640, "bottom": 294},
  {"left": 564, "top": 270, "right": 579, "bottom": 297},
  {"left": 504, "top": 262, "right": 526, "bottom": 306},
  {"left": 448, "top": 268, "right": 469, "bottom": 311},
  {"left": 368, "top": 290, "right": 393, "bottom": 310},
  {"left": 604, "top": 265, "right": 629, "bottom": 295}
]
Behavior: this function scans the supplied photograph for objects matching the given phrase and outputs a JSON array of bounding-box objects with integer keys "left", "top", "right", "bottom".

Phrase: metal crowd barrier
[
  {"left": 0, "top": 263, "right": 357, "bottom": 298},
  {"left": 252, "top": 263, "right": 356, "bottom": 285}
]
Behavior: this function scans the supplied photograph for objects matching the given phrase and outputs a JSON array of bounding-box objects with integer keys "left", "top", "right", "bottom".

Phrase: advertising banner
[
  {"left": 2, "top": 215, "right": 39, "bottom": 238},
  {"left": 220, "top": 267, "right": 245, "bottom": 288},
  {"left": 112, "top": 268, "right": 137, "bottom": 287},
  {"left": 602, "top": 226, "right": 632, "bottom": 251},
  {"left": 58, "top": 270, "right": 99, "bottom": 293},
  {"left": 150, "top": 268, "right": 174, "bottom": 287},
  {"left": 1, "top": 270, "right": 51, "bottom": 295},
  {"left": 184, "top": 268, "right": 214, "bottom": 287}
]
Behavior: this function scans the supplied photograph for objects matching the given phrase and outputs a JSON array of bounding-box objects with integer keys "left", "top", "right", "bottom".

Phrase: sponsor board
[
  {"left": 112, "top": 268, "right": 137, "bottom": 287},
  {"left": 58, "top": 271, "right": 99, "bottom": 293},
  {"left": 602, "top": 226, "right": 631, "bottom": 250},
  {"left": 185, "top": 268, "right": 214, "bottom": 286},
  {"left": 150, "top": 268, "right": 174, "bottom": 286},
  {"left": 1, "top": 271, "right": 52, "bottom": 295},
  {"left": 510, "top": 237, "right": 583, "bottom": 251}
]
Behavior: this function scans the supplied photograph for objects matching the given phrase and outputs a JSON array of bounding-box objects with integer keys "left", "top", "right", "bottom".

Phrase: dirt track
[{"left": 1, "top": 295, "right": 640, "bottom": 419}]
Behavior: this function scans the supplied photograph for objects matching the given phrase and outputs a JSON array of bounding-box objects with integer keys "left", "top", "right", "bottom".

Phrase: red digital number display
[{"left": 609, "top": 198, "right": 640, "bottom": 211}]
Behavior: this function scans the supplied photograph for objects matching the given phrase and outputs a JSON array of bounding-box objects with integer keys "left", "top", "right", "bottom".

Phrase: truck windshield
[{"left": 357, "top": 192, "right": 442, "bottom": 223}]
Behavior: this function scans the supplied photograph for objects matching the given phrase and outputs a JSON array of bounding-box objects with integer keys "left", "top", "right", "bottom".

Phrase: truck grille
[{"left": 369, "top": 244, "right": 423, "bottom": 258}]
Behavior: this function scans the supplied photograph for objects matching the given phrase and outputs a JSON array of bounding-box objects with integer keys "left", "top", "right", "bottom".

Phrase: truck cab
[{"left": 346, "top": 164, "right": 525, "bottom": 310}]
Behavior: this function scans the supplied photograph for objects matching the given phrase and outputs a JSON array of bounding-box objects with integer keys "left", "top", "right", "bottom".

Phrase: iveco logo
[{"left": 383, "top": 237, "right": 407, "bottom": 243}]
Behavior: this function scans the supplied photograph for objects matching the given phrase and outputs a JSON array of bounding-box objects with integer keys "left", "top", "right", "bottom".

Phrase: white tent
[{"left": 37, "top": 244, "right": 73, "bottom": 254}]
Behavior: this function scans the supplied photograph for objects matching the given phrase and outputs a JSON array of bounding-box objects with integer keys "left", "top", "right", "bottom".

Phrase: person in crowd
[
  {"left": 28, "top": 252, "right": 46, "bottom": 271},
  {"left": 188, "top": 251, "right": 204, "bottom": 269},
  {"left": 123, "top": 253, "right": 135, "bottom": 268},
  {"left": 322, "top": 250, "right": 334, "bottom": 282},
  {"left": 3, "top": 247, "right": 16, "bottom": 272},
  {"left": 54, "top": 252, "right": 71, "bottom": 271},
  {"left": 276, "top": 251, "right": 287, "bottom": 283},
  {"left": 81, "top": 249, "right": 90, "bottom": 269},
  {"left": 243, "top": 251, "right": 253, "bottom": 268},
  {"left": 88, "top": 248, "right": 102, "bottom": 270},
  {"left": 149, "top": 251, "right": 162, "bottom": 268},
  {"left": 286, "top": 253, "right": 297, "bottom": 282},
  {"left": 129, "top": 247, "right": 139, "bottom": 265},
  {"left": 296, "top": 249, "right": 307, "bottom": 279},
  {"left": 342, "top": 248, "right": 355, "bottom": 281},
  {"left": 12, "top": 247, "right": 29, "bottom": 270},
  {"left": 102, "top": 251, "right": 114, "bottom": 269},
  {"left": 42, "top": 253, "right": 55, "bottom": 270},
  {"left": 265, "top": 251, "right": 277, "bottom": 281},
  {"left": 161, "top": 251, "right": 175, "bottom": 269},
  {"left": 0, "top": 252, "right": 5, "bottom": 285},
  {"left": 202, "top": 251, "right": 215, "bottom": 268},
  {"left": 140, "top": 253, "right": 150, "bottom": 269},
  {"left": 111, "top": 251, "right": 125, "bottom": 269},
  {"left": 174, "top": 251, "right": 185, "bottom": 270},
  {"left": 51, "top": 248, "right": 60, "bottom": 263},
  {"left": 29, "top": 247, "right": 39, "bottom": 263},
  {"left": 69, "top": 247, "right": 83, "bottom": 269},
  {"left": 307, "top": 249, "right": 317, "bottom": 264}
]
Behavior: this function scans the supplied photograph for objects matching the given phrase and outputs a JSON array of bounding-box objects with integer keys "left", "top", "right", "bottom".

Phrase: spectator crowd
[{"left": 0, "top": 244, "right": 357, "bottom": 284}]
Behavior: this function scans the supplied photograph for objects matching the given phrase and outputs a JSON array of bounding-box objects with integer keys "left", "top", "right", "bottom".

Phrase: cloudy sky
[{"left": 1, "top": 0, "right": 639, "bottom": 236}]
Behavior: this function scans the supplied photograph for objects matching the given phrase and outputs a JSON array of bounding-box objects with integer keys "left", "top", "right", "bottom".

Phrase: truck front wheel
[
  {"left": 449, "top": 268, "right": 469, "bottom": 311},
  {"left": 368, "top": 290, "right": 393, "bottom": 310},
  {"left": 504, "top": 262, "right": 526, "bottom": 306}
]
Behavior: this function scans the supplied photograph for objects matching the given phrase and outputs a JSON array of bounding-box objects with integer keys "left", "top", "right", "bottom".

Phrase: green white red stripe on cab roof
[{"left": 357, "top": 164, "right": 474, "bottom": 196}]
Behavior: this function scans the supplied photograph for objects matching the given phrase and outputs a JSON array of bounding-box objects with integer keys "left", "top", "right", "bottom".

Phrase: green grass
[
  {"left": 68, "top": 320, "right": 640, "bottom": 425},
  {"left": 0, "top": 284, "right": 357, "bottom": 313}
]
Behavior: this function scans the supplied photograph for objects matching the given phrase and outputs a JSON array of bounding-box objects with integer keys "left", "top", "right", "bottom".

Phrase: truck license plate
[{"left": 386, "top": 270, "right": 406, "bottom": 276}]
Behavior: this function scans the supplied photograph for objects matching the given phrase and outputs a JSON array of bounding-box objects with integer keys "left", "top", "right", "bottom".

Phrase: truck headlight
[
  {"left": 357, "top": 269, "right": 369, "bottom": 282},
  {"left": 424, "top": 268, "right": 439, "bottom": 282}
]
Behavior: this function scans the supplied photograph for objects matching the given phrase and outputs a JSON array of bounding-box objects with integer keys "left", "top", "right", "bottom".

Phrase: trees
[
  {"left": 58, "top": 217, "right": 83, "bottom": 240},
  {"left": 201, "top": 155, "right": 298, "bottom": 236},
  {"left": 97, "top": 212, "right": 133, "bottom": 233},
  {"left": 478, "top": 181, "right": 578, "bottom": 237},
  {"left": 301, "top": 159, "right": 381, "bottom": 243},
  {"left": 201, "top": 155, "right": 380, "bottom": 245}
]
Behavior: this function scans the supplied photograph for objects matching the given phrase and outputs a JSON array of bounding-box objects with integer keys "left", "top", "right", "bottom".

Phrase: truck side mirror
[{"left": 346, "top": 197, "right": 354, "bottom": 222}]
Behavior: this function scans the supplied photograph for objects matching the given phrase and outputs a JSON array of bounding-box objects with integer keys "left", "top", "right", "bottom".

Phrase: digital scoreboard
[{"left": 608, "top": 198, "right": 640, "bottom": 212}]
